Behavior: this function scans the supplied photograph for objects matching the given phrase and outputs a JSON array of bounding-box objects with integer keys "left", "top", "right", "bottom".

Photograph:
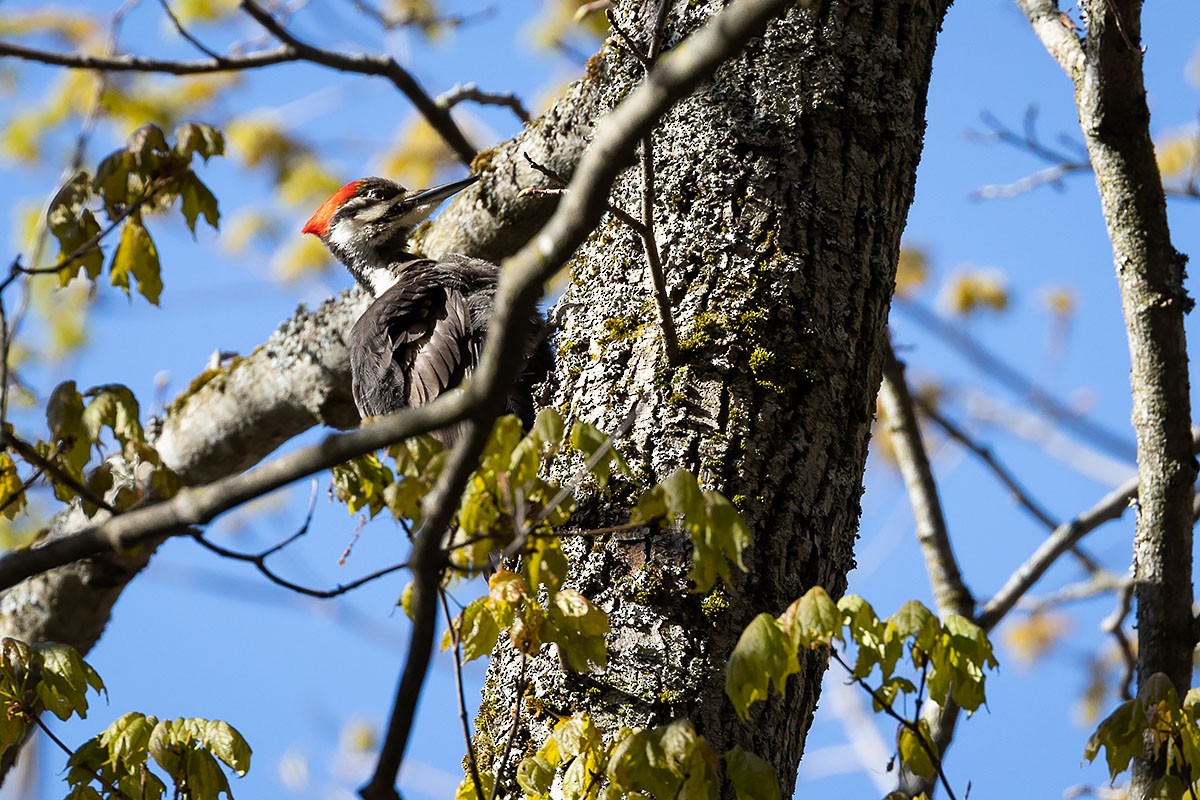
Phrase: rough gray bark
[{"left": 472, "top": 0, "right": 948, "bottom": 793}]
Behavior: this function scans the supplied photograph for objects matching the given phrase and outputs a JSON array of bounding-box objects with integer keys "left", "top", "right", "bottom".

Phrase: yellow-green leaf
[{"left": 110, "top": 219, "right": 163, "bottom": 305}]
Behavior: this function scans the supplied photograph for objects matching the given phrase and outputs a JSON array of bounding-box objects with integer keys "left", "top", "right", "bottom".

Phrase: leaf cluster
[
  {"left": 0, "top": 638, "right": 251, "bottom": 800},
  {"left": 46, "top": 122, "right": 223, "bottom": 304},
  {"left": 447, "top": 567, "right": 610, "bottom": 672},
  {"left": 4, "top": 381, "right": 180, "bottom": 515},
  {"left": 725, "top": 588, "right": 997, "bottom": 781},
  {"left": 67, "top": 713, "right": 251, "bottom": 800},
  {"left": 502, "top": 714, "right": 778, "bottom": 800},
  {"left": 1084, "top": 673, "right": 1200, "bottom": 798},
  {"left": 0, "top": 638, "right": 105, "bottom": 750}
]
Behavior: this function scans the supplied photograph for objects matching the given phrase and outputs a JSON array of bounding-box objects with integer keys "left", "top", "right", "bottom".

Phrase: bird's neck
[{"left": 330, "top": 236, "right": 423, "bottom": 298}]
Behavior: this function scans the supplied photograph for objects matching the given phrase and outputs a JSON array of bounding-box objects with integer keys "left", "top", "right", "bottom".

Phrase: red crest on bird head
[{"left": 302, "top": 180, "right": 363, "bottom": 237}]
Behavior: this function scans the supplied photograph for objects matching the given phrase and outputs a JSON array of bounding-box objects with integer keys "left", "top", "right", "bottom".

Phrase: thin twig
[
  {"left": 348, "top": 0, "right": 493, "bottom": 33},
  {"left": 31, "top": 715, "right": 134, "bottom": 800},
  {"left": 913, "top": 394, "right": 1103, "bottom": 574},
  {"left": 1100, "top": 580, "right": 1136, "bottom": 701},
  {"left": 487, "top": 653, "right": 528, "bottom": 800},
  {"left": 437, "top": 83, "right": 531, "bottom": 125},
  {"left": 2, "top": 433, "right": 115, "bottom": 515},
  {"left": 0, "top": 6, "right": 479, "bottom": 165},
  {"left": 190, "top": 532, "right": 409, "bottom": 598},
  {"left": 829, "top": 649, "right": 960, "bottom": 800},
  {"left": 238, "top": 0, "right": 477, "bottom": 164},
  {"left": 440, "top": 589, "right": 485, "bottom": 800},
  {"left": 155, "top": 0, "right": 222, "bottom": 58}
]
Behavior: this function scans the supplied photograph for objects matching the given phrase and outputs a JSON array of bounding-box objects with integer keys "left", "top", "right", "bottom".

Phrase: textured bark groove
[{"left": 474, "top": 0, "right": 946, "bottom": 792}]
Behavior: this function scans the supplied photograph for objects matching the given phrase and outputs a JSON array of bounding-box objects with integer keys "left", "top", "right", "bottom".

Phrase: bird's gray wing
[{"left": 349, "top": 273, "right": 471, "bottom": 418}]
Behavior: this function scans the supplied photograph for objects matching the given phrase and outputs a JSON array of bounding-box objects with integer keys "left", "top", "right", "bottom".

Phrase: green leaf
[
  {"left": 200, "top": 719, "right": 252, "bottom": 775},
  {"left": 82, "top": 384, "right": 148, "bottom": 462},
  {"left": 104, "top": 711, "right": 155, "bottom": 769},
  {"left": 180, "top": 174, "right": 221, "bottom": 234},
  {"left": 897, "top": 721, "right": 937, "bottom": 780},
  {"left": 110, "top": 218, "right": 163, "bottom": 305},
  {"left": 480, "top": 414, "right": 524, "bottom": 477},
  {"left": 607, "top": 729, "right": 678, "bottom": 800},
  {"left": 46, "top": 172, "right": 103, "bottom": 283},
  {"left": 128, "top": 123, "right": 170, "bottom": 168},
  {"left": 332, "top": 454, "right": 394, "bottom": 517},
  {"left": 456, "top": 770, "right": 495, "bottom": 800},
  {"left": 33, "top": 641, "right": 100, "bottom": 721},
  {"left": 517, "top": 755, "right": 556, "bottom": 797},
  {"left": 725, "top": 613, "right": 797, "bottom": 720},
  {"left": 725, "top": 746, "right": 780, "bottom": 800},
  {"left": 93, "top": 150, "right": 135, "bottom": 215},
  {"left": 630, "top": 483, "right": 668, "bottom": 524},
  {"left": 887, "top": 600, "right": 937, "bottom": 643},
  {"left": 44, "top": 381, "right": 92, "bottom": 496},
  {"left": 0, "top": 453, "right": 26, "bottom": 520},
  {"left": 531, "top": 407, "right": 565, "bottom": 447},
  {"left": 544, "top": 588, "right": 609, "bottom": 671},
  {"left": 174, "top": 122, "right": 225, "bottom": 162},
  {"left": 570, "top": 420, "right": 629, "bottom": 487},
  {"left": 526, "top": 538, "right": 569, "bottom": 594},
  {"left": 457, "top": 597, "right": 501, "bottom": 663},
  {"left": 690, "top": 490, "right": 750, "bottom": 592},
  {"left": 780, "top": 586, "right": 842, "bottom": 650}
]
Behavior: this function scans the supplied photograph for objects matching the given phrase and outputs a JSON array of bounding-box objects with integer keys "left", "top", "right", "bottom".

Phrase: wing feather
[{"left": 348, "top": 263, "right": 472, "bottom": 418}]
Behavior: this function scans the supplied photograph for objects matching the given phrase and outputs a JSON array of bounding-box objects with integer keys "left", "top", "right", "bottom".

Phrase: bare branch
[
  {"left": 914, "top": 394, "right": 1104, "bottom": 574},
  {"left": 0, "top": 5, "right": 480, "bottom": 165},
  {"left": 1013, "top": 0, "right": 1084, "bottom": 76},
  {"left": 0, "top": 392, "right": 473, "bottom": 592},
  {"left": 878, "top": 343, "right": 974, "bottom": 618},
  {"left": 437, "top": 83, "right": 531, "bottom": 125},
  {"left": 978, "top": 474, "right": 1138, "bottom": 630},
  {"left": 238, "top": 0, "right": 477, "bottom": 164},
  {"left": 192, "top": 532, "right": 409, "bottom": 598},
  {"left": 0, "top": 39, "right": 296, "bottom": 74},
  {"left": 155, "top": 0, "right": 222, "bottom": 59},
  {"left": 440, "top": 590, "right": 486, "bottom": 800}
]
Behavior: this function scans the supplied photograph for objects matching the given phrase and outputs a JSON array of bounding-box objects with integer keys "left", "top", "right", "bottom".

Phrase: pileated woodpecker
[{"left": 303, "top": 175, "right": 551, "bottom": 439}]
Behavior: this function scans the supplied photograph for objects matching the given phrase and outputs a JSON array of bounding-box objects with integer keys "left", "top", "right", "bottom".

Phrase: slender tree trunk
[
  {"left": 1073, "top": 0, "right": 1197, "bottom": 792},
  {"left": 473, "top": 0, "right": 949, "bottom": 791}
]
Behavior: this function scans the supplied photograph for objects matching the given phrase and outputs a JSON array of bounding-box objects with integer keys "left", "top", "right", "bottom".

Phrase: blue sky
[{"left": 0, "top": 0, "right": 1198, "bottom": 798}]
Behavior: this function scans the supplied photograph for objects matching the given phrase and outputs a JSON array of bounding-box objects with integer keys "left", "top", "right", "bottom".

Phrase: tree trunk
[{"left": 472, "top": 0, "right": 949, "bottom": 792}]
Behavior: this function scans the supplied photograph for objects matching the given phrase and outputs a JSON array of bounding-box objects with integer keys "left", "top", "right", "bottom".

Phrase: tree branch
[
  {"left": 238, "top": 0, "right": 477, "bottom": 164},
  {"left": 978, "top": 471, "right": 1139, "bottom": 630},
  {"left": 0, "top": 392, "right": 473, "bottom": 592},
  {"left": 878, "top": 342, "right": 975, "bottom": 618},
  {"left": 0, "top": 5, "right": 479, "bottom": 166}
]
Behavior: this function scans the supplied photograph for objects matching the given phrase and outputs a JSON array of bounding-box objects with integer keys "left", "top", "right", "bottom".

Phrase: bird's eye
[{"left": 365, "top": 188, "right": 388, "bottom": 201}]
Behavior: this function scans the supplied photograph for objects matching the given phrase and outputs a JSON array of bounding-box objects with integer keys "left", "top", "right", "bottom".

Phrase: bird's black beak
[{"left": 405, "top": 174, "right": 479, "bottom": 206}]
